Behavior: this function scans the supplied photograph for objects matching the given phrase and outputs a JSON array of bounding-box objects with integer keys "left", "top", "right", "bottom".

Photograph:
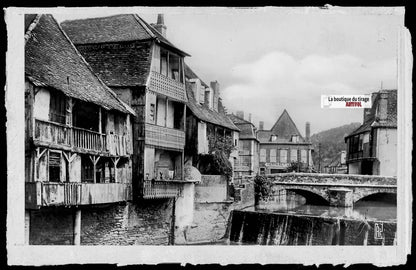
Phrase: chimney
[
  {"left": 153, "top": 14, "right": 167, "bottom": 37},
  {"left": 377, "top": 92, "right": 389, "bottom": 121},
  {"left": 259, "top": 121, "right": 264, "bottom": 131},
  {"left": 248, "top": 113, "right": 252, "bottom": 123},
  {"left": 210, "top": 81, "right": 220, "bottom": 112},
  {"left": 305, "top": 122, "right": 310, "bottom": 142},
  {"left": 236, "top": 111, "right": 244, "bottom": 119},
  {"left": 204, "top": 90, "right": 210, "bottom": 107},
  {"left": 189, "top": 79, "right": 200, "bottom": 103}
]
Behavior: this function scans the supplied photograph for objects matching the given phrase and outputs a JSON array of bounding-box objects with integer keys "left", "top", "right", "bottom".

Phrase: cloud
[{"left": 222, "top": 51, "right": 396, "bottom": 134}]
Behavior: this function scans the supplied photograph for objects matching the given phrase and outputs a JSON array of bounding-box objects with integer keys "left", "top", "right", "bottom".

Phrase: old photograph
[{"left": 6, "top": 6, "right": 412, "bottom": 265}]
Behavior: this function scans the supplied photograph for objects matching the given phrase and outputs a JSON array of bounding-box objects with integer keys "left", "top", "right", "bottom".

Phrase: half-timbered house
[
  {"left": 25, "top": 14, "right": 135, "bottom": 244},
  {"left": 62, "top": 14, "right": 191, "bottom": 200}
]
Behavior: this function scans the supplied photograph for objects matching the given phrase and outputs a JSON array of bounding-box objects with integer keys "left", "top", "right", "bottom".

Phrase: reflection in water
[{"left": 256, "top": 191, "right": 396, "bottom": 222}]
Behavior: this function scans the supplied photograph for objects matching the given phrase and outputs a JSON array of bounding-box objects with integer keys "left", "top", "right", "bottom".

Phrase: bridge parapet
[{"left": 265, "top": 173, "right": 396, "bottom": 186}]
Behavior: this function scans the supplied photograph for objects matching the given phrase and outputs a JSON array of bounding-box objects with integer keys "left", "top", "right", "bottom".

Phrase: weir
[{"left": 225, "top": 210, "right": 396, "bottom": 245}]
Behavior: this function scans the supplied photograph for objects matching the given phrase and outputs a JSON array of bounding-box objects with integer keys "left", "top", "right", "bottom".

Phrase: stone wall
[
  {"left": 228, "top": 210, "right": 396, "bottom": 245},
  {"left": 176, "top": 181, "right": 255, "bottom": 244},
  {"left": 266, "top": 172, "right": 396, "bottom": 185},
  {"left": 195, "top": 175, "right": 228, "bottom": 203},
  {"left": 29, "top": 207, "right": 75, "bottom": 245},
  {"left": 29, "top": 199, "right": 175, "bottom": 245}
]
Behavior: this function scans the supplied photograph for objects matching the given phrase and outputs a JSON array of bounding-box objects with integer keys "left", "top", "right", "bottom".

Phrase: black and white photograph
[{"left": 5, "top": 6, "right": 412, "bottom": 266}]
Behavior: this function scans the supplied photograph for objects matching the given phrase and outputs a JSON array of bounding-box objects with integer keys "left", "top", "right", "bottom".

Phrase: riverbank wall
[{"left": 227, "top": 210, "right": 396, "bottom": 245}]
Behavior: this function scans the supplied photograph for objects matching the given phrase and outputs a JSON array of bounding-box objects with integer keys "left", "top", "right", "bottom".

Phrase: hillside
[{"left": 310, "top": 122, "right": 361, "bottom": 171}]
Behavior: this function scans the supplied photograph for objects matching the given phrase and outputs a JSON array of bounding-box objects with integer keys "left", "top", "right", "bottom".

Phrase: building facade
[
  {"left": 184, "top": 65, "right": 240, "bottom": 177},
  {"left": 345, "top": 90, "right": 397, "bottom": 176},
  {"left": 228, "top": 111, "right": 260, "bottom": 180},
  {"left": 62, "top": 14, "right": 192, "bottom": 201},
  {"left": 25, "top": 14, "right": 135, "bottom": 244},
  {"left": 257, "top": 110, "right": 313, "bottom": 174}
]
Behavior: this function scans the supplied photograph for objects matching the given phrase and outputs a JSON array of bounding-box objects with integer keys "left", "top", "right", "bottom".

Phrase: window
[
  {"left": 260, "top": 167, "right": 266, "bottom": 175},
  {"left": 150, "top": 103, "right": 155, "bottom": 122},
  {"left": 270, "top": 149, "right": 277, "bottom": 163},
  {"left": 160, "top": 50, "right": 168, "bottom": 76},
  {"left": 358, "top": 134, "right": 364, "bottom": 151},
  {"left": 160, "top": 49, "right": 184, "bottom": 83},
  {"left": 270, "top": 135, "right": 277, "bottom": 142},
  {"left": 291, "top": 135, "right": 299, "bottom": 143},
  {"left": 290, "top": 149, "right": 298, "bottom": 162},
  {"left": 49, "top": 91, "right": 66, "bottom": 124},
  {"left": 301, "top": 150, "right": 307, "bottom": 163},
  {"left": 49, "top": 151, "right": 61, "bottom": 182},
  {"left": 260, "top": 149, "right": 266, "bottom": 162},
  {"left": 280, "top": 149, "right": 287, "bottom": 163}
]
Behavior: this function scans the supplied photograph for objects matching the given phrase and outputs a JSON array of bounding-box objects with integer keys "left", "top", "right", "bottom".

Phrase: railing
[
  {"left": 107, "top": 133, "right": 132, "bottom": 156},
  {"left": 34, "top": 119, "right": 131, "bottom": 156},
  {"left": 34, "top": 119, "right": 70, "bottom": 146},
  {"left": 25, "top": 181, "right": 132, "bottom": 209},
  {"left": 145, "top": 123, "right": 185, "bottom": 150},
  {"left": 148, "top": 71, "right": 187, "bottom": 102},
  {"left": 142, "top": 180, "right": 183, "bottom": 199},
  {"left": 73, "top": 126, "right": 106, "bottom": 152}
]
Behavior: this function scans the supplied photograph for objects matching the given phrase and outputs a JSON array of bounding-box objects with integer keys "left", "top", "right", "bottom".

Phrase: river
[{"left": 255, "top": 191, "right": 396, "bottom": 222}]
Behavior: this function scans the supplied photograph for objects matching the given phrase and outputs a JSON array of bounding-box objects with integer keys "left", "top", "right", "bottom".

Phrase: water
[
  {"left": 219, "top": 191, "right": 397, "bottom": 245},
  {"left": 255, "top": 192, "right": 396, "bottom": 222}
]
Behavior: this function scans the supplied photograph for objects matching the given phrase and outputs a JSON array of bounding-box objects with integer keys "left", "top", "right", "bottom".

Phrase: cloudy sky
[{"left": 53, "top": 7, "right": 404, "bottom": 135}]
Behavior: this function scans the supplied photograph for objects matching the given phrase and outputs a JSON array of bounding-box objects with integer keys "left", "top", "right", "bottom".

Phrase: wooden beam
[
  {"left": 165, "top": 98, "right": 168, "bottom": 127},
  {"left": 98, "top": 107, "right": 102, "bottom": 134},
  {"left": 73, "top": 209, "right": 81, "bottom": 245},
  {"left": 89, "top": 156, "right": 100, "bottom": 183},
  {"left": 37, "top": 148, "right": 47, "bottom": 159},
  {"left": 111, "top": 157, "right": 120, "bottom": 183}
]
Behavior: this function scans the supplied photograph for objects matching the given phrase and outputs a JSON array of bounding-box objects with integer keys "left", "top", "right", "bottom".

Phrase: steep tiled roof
[
  {"left": 268, "top": 109, "right": 305, "bottom": 142},
  {"left": 75, "top": 41, "right": 152, "bottom": 87},
  {"left": 257, "top": 110, "right": 311, "bottom": 144},
  {"left": 61, "top": 14, "right": 189, "bottom": 56},
  {"left": 346, "top": 90, "right": 397, "bottom": 138},
  {"left": 185, "top": 82, "right": 239, "bottom": 131},
  {"left": 184, "top": 64, "right": 209, "bottom": 88},
  {"left": 25, "top": 14, "right": 134, "bottom": 114},
  {"left": 228, "top": 114, "right": 258, "bottom": 140}
]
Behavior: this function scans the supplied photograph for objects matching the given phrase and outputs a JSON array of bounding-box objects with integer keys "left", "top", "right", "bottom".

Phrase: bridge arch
[
  {"left": 354, "top": 191, "right": 397, "bottom": 204},
  {"left": 285, "top": 188, "right": 330, "bottom": 206}
]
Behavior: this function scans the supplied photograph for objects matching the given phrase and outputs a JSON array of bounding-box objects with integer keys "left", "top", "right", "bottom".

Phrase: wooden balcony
[
  {"left": 145, "top": 123, "right": 185, "bottom": 150},
  {"left": 34, "top": 119, "right": 132, "bottom": 156},
  {"left": 148, "top": 71, "right": 187, "bottom": 102},
  {"left": 25, "top": 181, "right": 132, "bottom": 209},
  {"left": 142, "top": 180, "right": 184, "bottom": 199}
]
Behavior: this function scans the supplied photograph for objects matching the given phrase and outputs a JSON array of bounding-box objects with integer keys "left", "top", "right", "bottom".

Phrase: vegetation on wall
[
  {"left": 254, "top": 175, "right": 273, "bottom": 205},
  {"left": 197, "top": 134, "right": 235, "bottom": 179}
]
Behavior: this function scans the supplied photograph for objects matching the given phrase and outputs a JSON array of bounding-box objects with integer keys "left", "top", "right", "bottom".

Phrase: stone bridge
[{"left": 265, "top": 173, "right": 397, "bottom": 207}]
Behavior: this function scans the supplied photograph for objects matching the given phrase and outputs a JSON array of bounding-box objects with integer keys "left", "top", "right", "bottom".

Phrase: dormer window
[
  {"left": 271, "top": 135, "right": 277, "bottom": 142},
  {"left": 291, "top": 135, "right": 299, "bottom": 143}
]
